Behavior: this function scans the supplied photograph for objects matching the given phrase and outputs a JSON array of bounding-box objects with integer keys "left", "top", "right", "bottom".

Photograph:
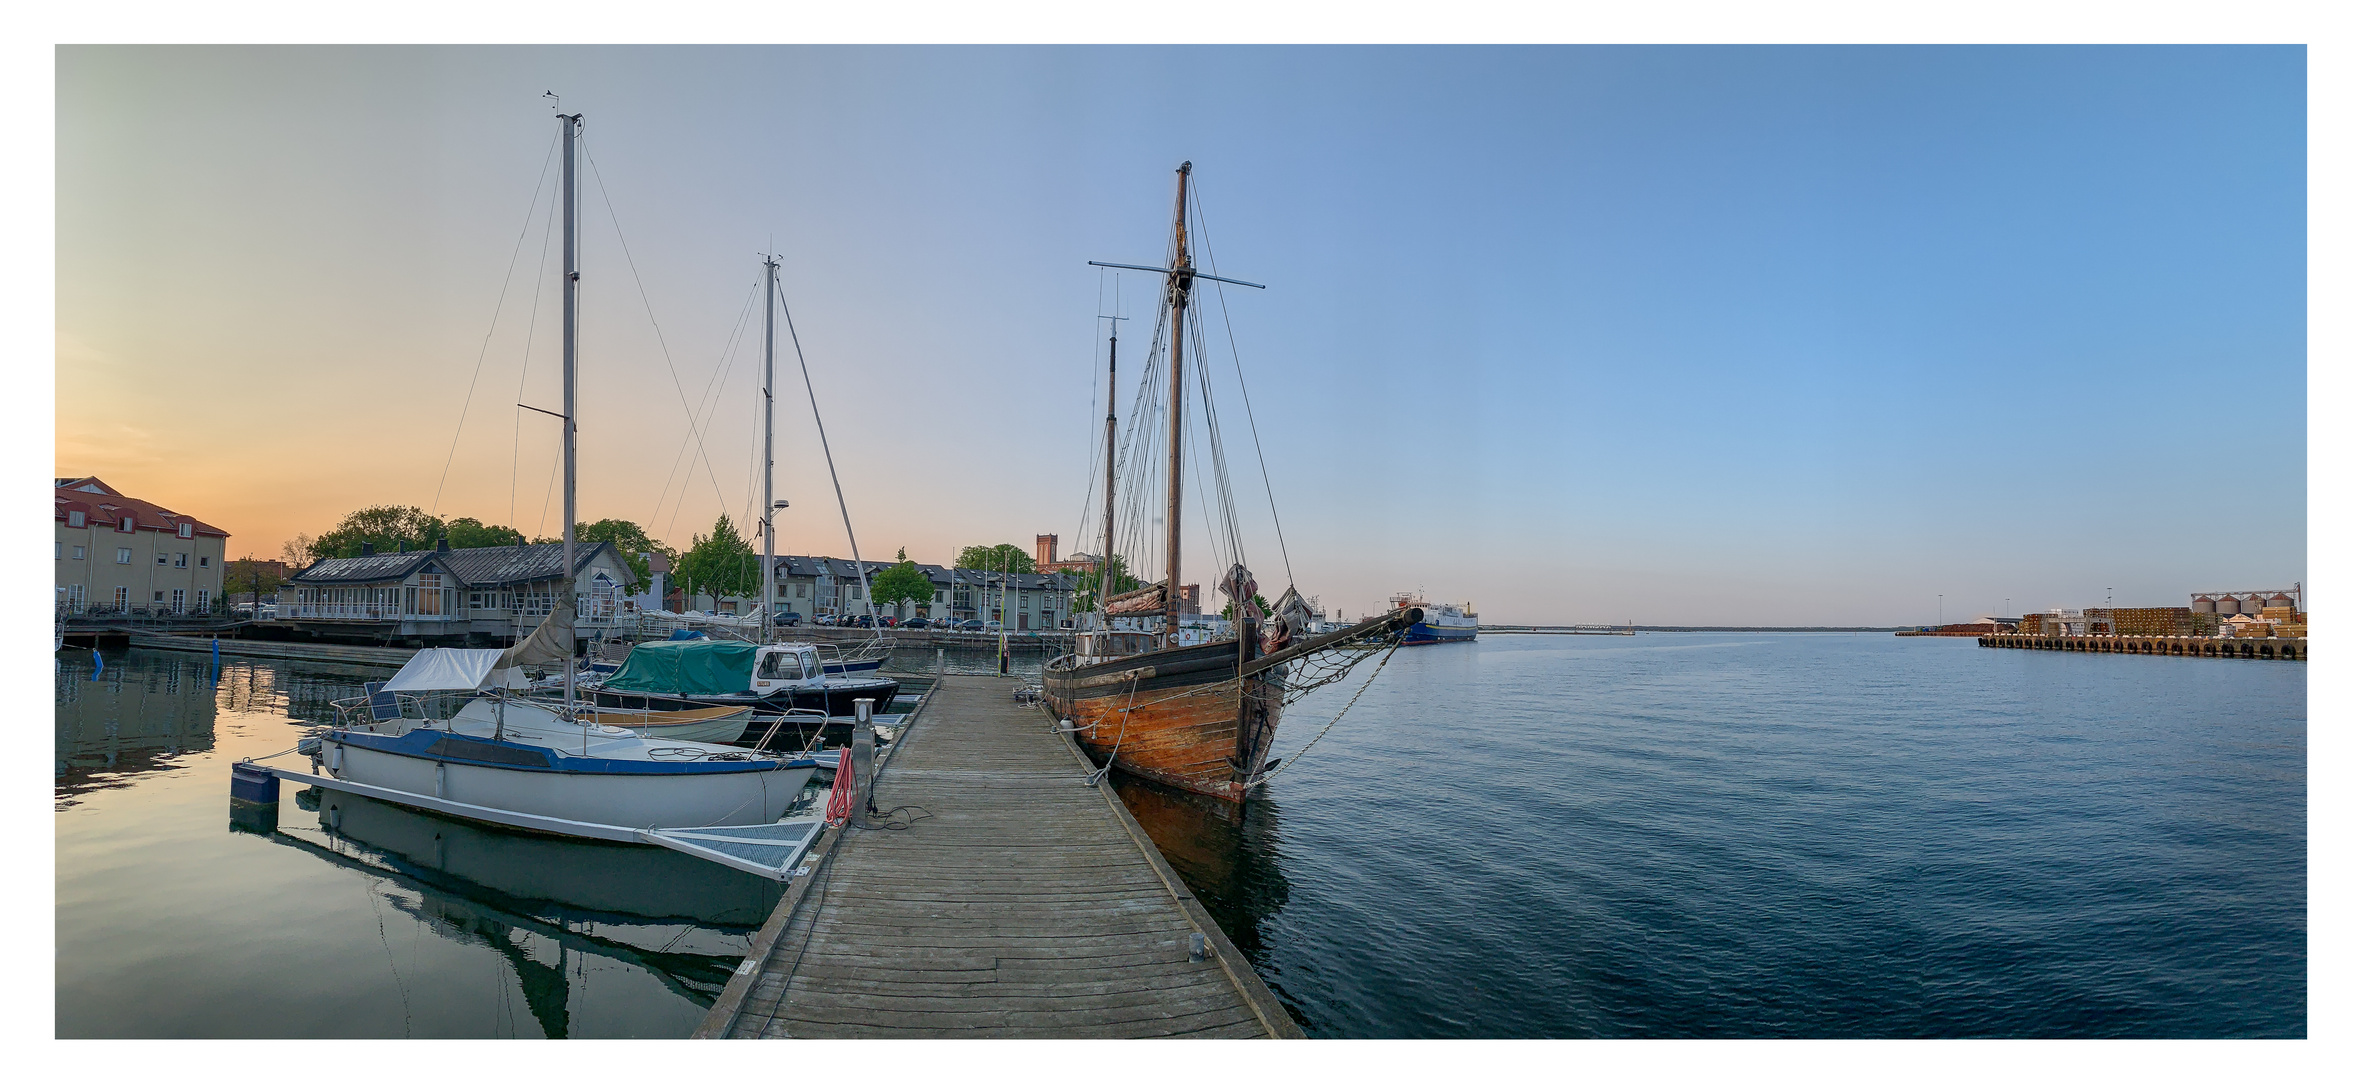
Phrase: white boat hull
[{"left": 329, "top": 741, "right": 811, "bottom": 831}]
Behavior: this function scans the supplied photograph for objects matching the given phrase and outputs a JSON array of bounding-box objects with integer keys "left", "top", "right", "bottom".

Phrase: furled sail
[
  {"left": 495, "top": 604, "right": 573, "bottom": 677},
  {"left": 1102, "top": 581, "right": 1167, "bottom": 616}
]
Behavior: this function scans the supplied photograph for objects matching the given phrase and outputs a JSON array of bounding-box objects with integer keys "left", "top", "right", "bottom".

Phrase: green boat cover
[{"left": 601, "top": 639, "right": 757, "bottom": 696}]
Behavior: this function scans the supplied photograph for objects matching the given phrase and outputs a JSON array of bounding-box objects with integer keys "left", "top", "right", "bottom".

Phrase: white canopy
[{"left": 383, "top": 647, "right": 531, "bottom": 693}]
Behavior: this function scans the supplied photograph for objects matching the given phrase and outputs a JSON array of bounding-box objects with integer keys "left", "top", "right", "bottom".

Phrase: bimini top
[
  {"left": 602, "top": 640, "right": 758, "bottom": 696},
  {"left": 383, "top": 648, "right": 531, "bottom": 693}
]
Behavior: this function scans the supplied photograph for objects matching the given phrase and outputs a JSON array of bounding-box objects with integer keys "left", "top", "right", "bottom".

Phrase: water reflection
[
  {"left": 253, "top": 790, "right": 783, "bottom": 1034},
  {"left": 1110, "top": 771, "right": 1290, "bottom": 962},
  {"left": 55, "top": 650, "right": 219, "bottom": 806}
]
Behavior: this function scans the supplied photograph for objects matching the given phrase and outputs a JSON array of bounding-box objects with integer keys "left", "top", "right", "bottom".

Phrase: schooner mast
[{"left": 1089, "top": 161, "right": 1263, "bottom": 647}]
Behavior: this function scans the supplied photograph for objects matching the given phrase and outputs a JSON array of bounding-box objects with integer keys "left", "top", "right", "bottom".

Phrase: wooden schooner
[{"left": 1041, "top": 162, "right": 1418, "bottom": 804}]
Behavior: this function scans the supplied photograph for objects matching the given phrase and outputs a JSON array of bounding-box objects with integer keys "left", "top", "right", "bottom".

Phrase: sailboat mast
[
  {"left": 762, "top": 256, "right": 779, "bottom": 644},
  {"left": 560, "top": 111, "right": 581, "bottom": 719},
  {"left": 1102, "top": 319, "right": 1118, "bottom": 617},
  {"left": 1164, "top": 161, "right": 1192, "bottom": 648}
]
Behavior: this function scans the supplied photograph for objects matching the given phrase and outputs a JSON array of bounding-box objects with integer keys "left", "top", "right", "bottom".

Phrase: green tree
[
  {"left": 1071, "top": 553, "right": 1145, "bottom": 612},
  {"left": 224, "top": 558, "right": 285, "bottom": 612},
  {"left": 444, "top": 517, "right": 526, "bottom": 549},
  {"left": 871, "top": 560, "right": 935, "bottom": 613},
  {"left": 1219, "top": 593, "right": 1273, "bottom": 620},
  {"left": 956, "top": 543, "right": 1035, "bottom": 574},
  {"left": 676, "top": 515, "right": 757, "bottom": 603},
  {"left": 310, "top": 506, "right": 443, "bottom": 559},
  {"left": 578, "top": 518, "right": 672, "bottom": 593}
]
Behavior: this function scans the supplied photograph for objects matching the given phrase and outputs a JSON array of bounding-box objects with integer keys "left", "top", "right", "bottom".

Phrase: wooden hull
[{"left": 1041, "top": 639, "right": 1282, "bottom": 804}]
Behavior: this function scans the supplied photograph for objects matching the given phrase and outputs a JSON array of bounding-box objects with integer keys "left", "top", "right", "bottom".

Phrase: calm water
[
  {"left": 1141, "top": 632, "right": 2306, "bottom": 1038},
  {"left": 56, "top": 634, "right": 2305, "bottom": 1037},
  {"left": 55, "top": 649, "right": 787, "bottom": 1038}
]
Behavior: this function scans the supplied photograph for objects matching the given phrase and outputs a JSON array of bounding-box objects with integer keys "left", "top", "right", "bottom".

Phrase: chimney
[{"left": 360, "top": 542, "right": 374, "bottom": 556}]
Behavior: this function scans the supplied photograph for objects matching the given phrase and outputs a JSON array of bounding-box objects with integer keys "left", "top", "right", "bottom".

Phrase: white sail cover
[{"left": 384, "top": 648, "right": 527, "bottom": 692}]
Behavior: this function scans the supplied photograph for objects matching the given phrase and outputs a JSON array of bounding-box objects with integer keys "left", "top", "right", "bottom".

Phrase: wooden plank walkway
[{"left": 695, "top": 674, "right": 1299, "bottom": 1039}]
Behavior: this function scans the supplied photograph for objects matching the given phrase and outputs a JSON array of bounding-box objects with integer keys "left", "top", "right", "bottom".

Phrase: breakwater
[{"left": 1977, "top": 632, "right": 2304, "bottom": 660}]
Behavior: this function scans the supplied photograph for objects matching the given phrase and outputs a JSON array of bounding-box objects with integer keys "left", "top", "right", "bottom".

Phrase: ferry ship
[{"left": 1391, "top": 592, "right": 1478, "bottom": 644}]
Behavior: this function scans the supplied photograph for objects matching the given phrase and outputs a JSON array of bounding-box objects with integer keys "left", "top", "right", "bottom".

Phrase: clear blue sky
[{"left": 55, "top": 45, "right": 2304, "bottom": 624}]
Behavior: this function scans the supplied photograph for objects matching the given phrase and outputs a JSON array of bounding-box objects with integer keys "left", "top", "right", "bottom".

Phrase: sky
[{"left": 51, "top": 45, "right": 2306, "bottom": 625}]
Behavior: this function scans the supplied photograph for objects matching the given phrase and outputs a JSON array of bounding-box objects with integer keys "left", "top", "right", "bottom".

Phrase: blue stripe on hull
[{"left": 1403, "top": 623, "right": 1478, "bottom": 644}]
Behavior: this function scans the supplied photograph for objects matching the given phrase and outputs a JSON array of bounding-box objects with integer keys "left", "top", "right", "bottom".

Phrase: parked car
[
  {"left": 955, "top": 619, "right": 985, "bottom": 631},
  {"left": 772, "top": 611, "right": 802, "bottom": 626},
  {"left": 900, "top": 617, "right": 930, "bottom": 629}
]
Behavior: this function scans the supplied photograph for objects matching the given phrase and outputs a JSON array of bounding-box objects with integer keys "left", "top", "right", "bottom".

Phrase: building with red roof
[{"left": 55, "top": 476, "right": 230, "bottom": 614}]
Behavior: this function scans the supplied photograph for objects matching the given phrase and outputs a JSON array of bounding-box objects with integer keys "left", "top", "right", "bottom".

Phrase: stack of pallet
[{"left": 2109, "top": 607, "right": 2194, "bottom": 637}]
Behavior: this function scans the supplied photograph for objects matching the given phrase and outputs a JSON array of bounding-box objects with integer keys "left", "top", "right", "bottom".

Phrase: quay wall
[{"left": 1978, "top": 633, "right": 2305, "bottom": 661}]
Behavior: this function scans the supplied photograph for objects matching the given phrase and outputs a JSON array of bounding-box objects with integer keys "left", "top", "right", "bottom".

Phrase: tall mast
[
  {"left": 762, "top": 255, "right": 779, "bottom": 644},
  {"left": 1101, "top": 316, "right": 1119, "bottom": 618},
  {"left": 1164, "top": 161, "right": 1192, "bottom": 648},
  {"left": 560, "top": 112, "right": 582, "bottom": 719}
]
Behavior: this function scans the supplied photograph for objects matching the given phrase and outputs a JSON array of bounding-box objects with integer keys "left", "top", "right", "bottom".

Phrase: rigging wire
[
  {"left": 776, "top": 284, "right": 876, "bottom": 620},
  {"left": 433, "top": 124, "right": 560, "bottom": 518},
  {"left": 1191, "top": 181, "right": 1296, "bottom": 588},
  {"left": 579, "top": 134, "right": 734, "bottom": 530},
  {"left": 510, "top": 157, "right": 565, "bottom": 532},
  {"left": 649, "top": 277, "right": 761, "bottom": 537},
  {"left": 660, "top": 278, "right": 763, "bottom": 546}
]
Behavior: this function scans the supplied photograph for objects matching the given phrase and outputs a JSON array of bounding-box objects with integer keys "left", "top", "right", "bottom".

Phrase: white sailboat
[{"left": 240, "top": 113, "right": 825, "bottom": 880}]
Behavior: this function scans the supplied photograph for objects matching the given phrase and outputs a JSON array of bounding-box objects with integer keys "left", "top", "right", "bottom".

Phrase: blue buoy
[{"left": 229, "top": 761, "right": 279, "bottom": 804}]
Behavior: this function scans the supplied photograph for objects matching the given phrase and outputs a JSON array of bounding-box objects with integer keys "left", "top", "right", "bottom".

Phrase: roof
[
  {"left": 287, "top": 551, "right": 436, "bottom": 584},
  {"left": 437, "top": 541, "right": 620, "bottom": 586},
  {"left": 54, "top": 476, "right": 230, "bottom": 538},
  {"left": 762, "top": 553, "right": 1078, "bottom": 590},
  {"left": 289, "top": 541, "right": 622, "bottom": 587}
]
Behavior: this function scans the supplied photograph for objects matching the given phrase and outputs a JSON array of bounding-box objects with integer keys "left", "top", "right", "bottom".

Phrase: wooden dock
[{"left": 694, "top": 674, "right": 1300, "bottom": 1039}]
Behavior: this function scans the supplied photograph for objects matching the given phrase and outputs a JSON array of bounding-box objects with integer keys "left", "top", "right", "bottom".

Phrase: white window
[
  {"left": 178, "top": 522, "right": 193, "bottom": 539},
  {"left": 72, "top": 546, "right": 85, "bottom": 560},
  {"left": 116, "top": 548, "right": 132, "bottom": 564},
  {"left": 68, "top": 510, "right": 84, "bottom": 527}
]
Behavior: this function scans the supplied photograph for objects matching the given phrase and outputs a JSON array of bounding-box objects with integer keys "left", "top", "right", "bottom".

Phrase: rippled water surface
[
  {"left": 1151, "top": 632, "right": 2305, "bottom": 1037},
  {"left": 57, "top": 635, "right": 2305, "bottom": 1038}
]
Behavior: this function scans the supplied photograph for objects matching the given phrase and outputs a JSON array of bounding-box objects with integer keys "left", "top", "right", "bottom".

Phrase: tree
[
  {"left": 871, "top": 560, "right": 935, "bottom": 613},
  {"left": 956, "top": 543, "right": 1035, "bottom": 574},
  {"left": 310, "top": 506, "right": 443, "bottom": 559},
  {"left": 1219, "top": 593, "right": 1273, "bottom": 620},
  {"left": 444, "top": 517, "right": 526, "bottom": 549},
  {"left": 578, "top": 518, "right": 672, "bottom": 593},
  {"left": 676, "top": 515, "right": 757, "bottom": 604},
  {"left": 224, "top": 558, "right": 285, "bottom": 611},
  {"left": 1071, "top": 553, "right": 1145, "bottom": 612},
  {"left": 279, "top": 534, "right": 315, "bottom": 569}
]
